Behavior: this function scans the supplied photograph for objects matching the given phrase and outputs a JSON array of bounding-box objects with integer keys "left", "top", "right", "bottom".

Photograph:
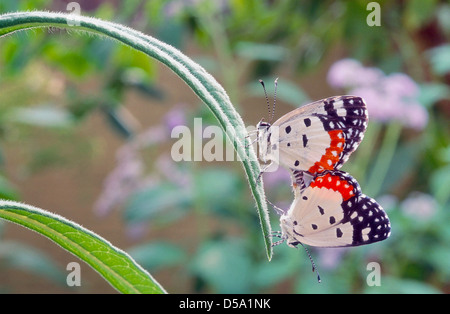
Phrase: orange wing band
[
  {"left": 307, "top": 130, "right": 345, "bottom": 174},
  {"left": 310, "top": 172, "right": 355, "bottom": 201}
]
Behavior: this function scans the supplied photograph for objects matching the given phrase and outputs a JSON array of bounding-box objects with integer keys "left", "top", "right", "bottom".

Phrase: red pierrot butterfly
[
  {"left": 256, "top": 80, "right": 390, "bottom": 282},
  {"left": 278, "top": 170, "right": 391, "bottom": 248},
  {"left": 256, "top": 80, "right": 368, "bottom": 176},
  {"left": 271, "top": 170, "right": 391, "bottom": 282}
]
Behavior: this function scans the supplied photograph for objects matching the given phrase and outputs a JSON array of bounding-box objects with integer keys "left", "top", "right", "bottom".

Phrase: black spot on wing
[
  {"left": 318, "top": 206, "right": 325, "bottom": 215},
  {"left": 323, "top": 99, "right": 338, "bottom": 117},
  {"left": 302, "top": 134, "right": 308, "bottom": 147}
]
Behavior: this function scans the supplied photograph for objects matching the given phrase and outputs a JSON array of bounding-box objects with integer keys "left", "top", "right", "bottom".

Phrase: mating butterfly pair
[{"left": 256, "top": 81, "right": 391, "bottom": 262}]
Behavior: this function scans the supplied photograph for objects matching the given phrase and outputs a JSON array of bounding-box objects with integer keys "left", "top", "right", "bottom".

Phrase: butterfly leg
[
  {"left": 244, "top": 136, "right": 258, "bottom": 149},
  {"left": 271, "top": 238, "right": 286, "bottom": 247},
  {"left": 270, "top": 231, "right": 283, "bottom": 238},
  {"left": 256, "top": 171, "right": 264, "bottom": 184},
  {"left": 256, "top": 162, "right": 273, "bottom": 184},
  {"left": 266, "top": 231, "right": 286, "bottom": 247},
  {"left": 244, "top": 129, "right": 258, "bottom": 146}
]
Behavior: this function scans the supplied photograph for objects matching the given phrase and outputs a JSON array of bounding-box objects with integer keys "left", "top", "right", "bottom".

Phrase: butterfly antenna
[
  {"left": 259, "top": 79, "right": 271, "bottom": 119},
  {"left": 271, "top": 78, "right": 279, "bottom": 123},
  {"left": 298, "top": 243, "right": 321, "bottom": 283},
  {"left": 265, "top": 196, "right": 285, "bottom": 216}
]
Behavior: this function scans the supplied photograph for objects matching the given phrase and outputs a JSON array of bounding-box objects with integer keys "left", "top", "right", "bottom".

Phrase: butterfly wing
[
  {"left": 281, "top": 170, "right": 391, "bottom": 248},
  {"left": 270, "top": 95, "right": 368, "bottom": 174}
]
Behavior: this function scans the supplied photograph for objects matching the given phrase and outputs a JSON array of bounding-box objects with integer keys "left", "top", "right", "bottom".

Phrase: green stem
[
  {"left": 352, "top": 121, "right": 383, "bottom": 183},
  {"left": 365, "top": 122, "right": 403, "bottom": 197}
]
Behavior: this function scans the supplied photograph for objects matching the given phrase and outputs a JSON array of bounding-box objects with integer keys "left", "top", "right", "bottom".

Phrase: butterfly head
[
  {"left": 256, "top": 119, "right": 277, "bottom": 163},
  {"left": 256, "top": 118, "right": 271, "bottom": 130}
]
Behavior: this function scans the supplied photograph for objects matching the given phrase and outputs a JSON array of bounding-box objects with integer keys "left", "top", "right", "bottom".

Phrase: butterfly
[
  {"left": 255, "top": 80, "right": 390, "bottom": 281},
  {"left": 276, "top": 170, "right": 391, "bottom": 248},
  {"left": 256, "top": 80, "right": 368, "bottom": 176},
  {"left": 271, "top": 170, "right": 391, "bottom": 282}
]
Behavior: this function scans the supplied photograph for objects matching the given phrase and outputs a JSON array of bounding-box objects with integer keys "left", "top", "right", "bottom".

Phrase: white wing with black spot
[
  {"left": 279, "top": 170, "right": 391, "bottom": 248},
  {"left": 257, "top": 95, "right": 368, "bottom": 175}
]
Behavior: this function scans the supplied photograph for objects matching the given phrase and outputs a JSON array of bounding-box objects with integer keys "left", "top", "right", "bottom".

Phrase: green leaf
[
  {"left": 190, "top": 238, "right": 253, "bottom": 293},
  {"left": 252, "top": 246, "right": 300, "bottom": 289},
  {"left": 112, "top": 44, "right": 157, "bottom": 77},
  {"left": 0, "top": 200, "right": 166, "bottom": 294},
  {"left": 128, "top": 242, "right": 186, "bottom": 271},
  {"left": 102, "top": 106, "right": 135, "bottom": 139},
  {"left": 426, "top": 44, "right": 450, "bottom": 76},
  {"left": 430, "top": 165, "right": 450, "bottom": 205},
  {"left": 234, "top": 41, "right": 288, "bottom": 61},
  {"left": 124, "top": 183, "right": 192, "bottom": 223},
  {"left": 0, "top": 11, "right": 272, "bottom": 259},
  {"left": 405, "top": 0, "right": 438, "bottom": 30},
  {"left": 363, "top": 276, "right": 441, "bottom": 294},
  {"left": 9, "top": 105, "right": 74, "bottom": 128},
  {"left": 0, "top": 175, "right": 19, "bottom": 201},
  {"left": 193, "top": 168, "right": 243, "bottom": 213},
  {"left": 42, "top": 44, "right": 93, "bottom": 78},
  {"left": 419, "top": 83, "right": 450, "bottom": 108},
  {"left": 0, "top": 241, "right": 67, "bottom": 285}
]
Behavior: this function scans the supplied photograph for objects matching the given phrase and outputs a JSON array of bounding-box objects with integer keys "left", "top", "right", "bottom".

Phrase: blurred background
[{"left": 0, "top": 0, "right": 449, "bottom": 293}]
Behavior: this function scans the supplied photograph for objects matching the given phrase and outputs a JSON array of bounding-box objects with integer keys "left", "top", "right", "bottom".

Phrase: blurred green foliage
[{"left": 0, "top": 0, "right": 449, "bottom": 293}]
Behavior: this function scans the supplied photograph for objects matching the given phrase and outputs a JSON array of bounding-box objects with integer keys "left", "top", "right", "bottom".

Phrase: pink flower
[
  {"left": 262, "top": 167, "right": 292, "bottom": 189},
  {"left": 327, "top": 59, "right": 363, "bottom": 89},
  {"left": 349, "top": 86, "right": 400, "bottom": 122},
  {"left": 359, "top": 67, "right": 385, "bottom": 86},
  {"left": 327, "top": 59, "right": 383, "bottom": 89},
  {"left": 164, "top": 105, "right": 187, "bottom": 132},
  {"left": 94, "top": 104, "right": 191, "bottom": 218},
  {"left": 401, "top": 192, "right": 437, "bottom": 220},
  {"left": 402, "top": 102, "right": 429, "bottom": 131},
  {"left": 317, "top": 247, "right": 348, "bottom": 270},
  {"left": 94, "top": 147, "right": 145, "bottom": 217},
  {"left": 382, "top": 73, "right": 419, "bottom": 98}
]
